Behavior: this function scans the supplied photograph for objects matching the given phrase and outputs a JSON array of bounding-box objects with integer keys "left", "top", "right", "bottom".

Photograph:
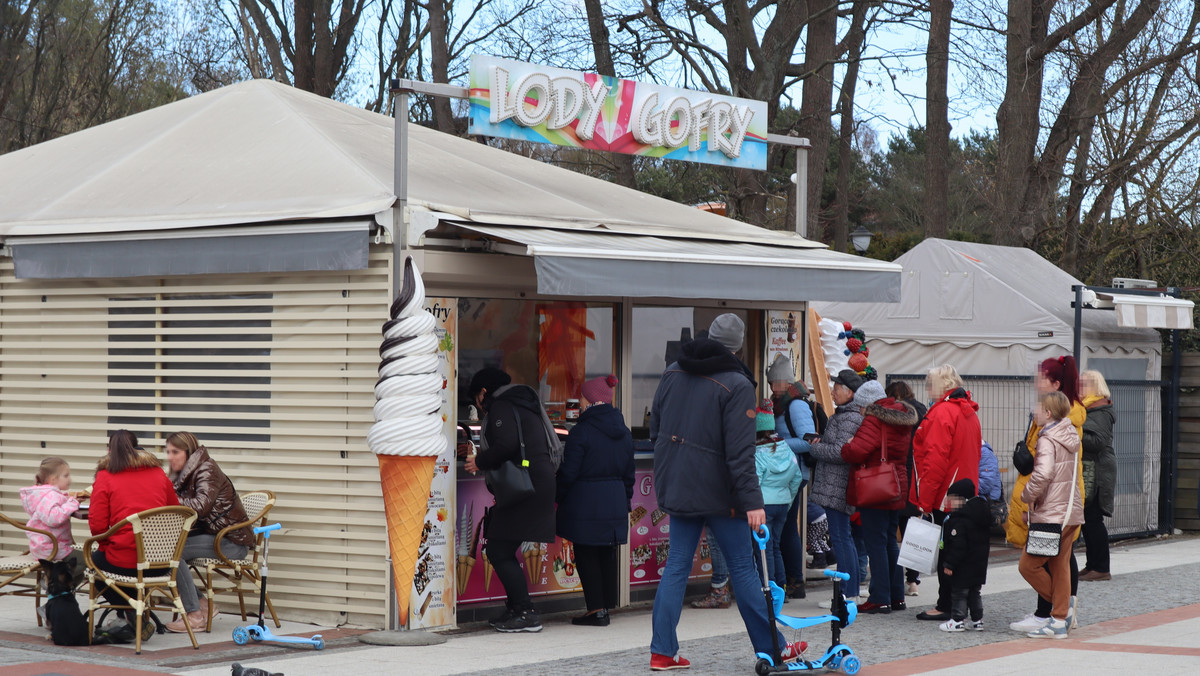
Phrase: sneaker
[
  {"left": 494, "top": 609, "right": 542, "bottom": 633},
  {"left": 1027, "top": 617, "right": 1069, "bottom": 639},
  {"left": 1068, "top": 596, "right": 1078, "bottom": 629},
  {"left": 857, "top": 601, "right": 891, "bottom": 614},
  {"left": 779, "top": 640, "right": 809, "bottom": 662},
  {"left": 906, "top": 582, "right": 920, "bottom": 596},
  {"left": 967, "top": 619, "right": 984, "bottom": 631},
  {"left": 690, "top": 585, "right": 731, "bottom": 609},
  {"left": 1079, "top": 570, "right": 1111, "bottom": 581},
  {"left": 488, "top": 603, "right": 515, "bottom": 627},
  {"left": 891, "top": 600, "right": 907, "bottom": 611},
  {"left": 1009, "top": 614, "right": 1050, "bottom": 633},
  {"left": 650, "top": 653, "right": 691, "bottom": 670},
  {"left": 939, "top": 618, "right": 966, "bottom": 632}
]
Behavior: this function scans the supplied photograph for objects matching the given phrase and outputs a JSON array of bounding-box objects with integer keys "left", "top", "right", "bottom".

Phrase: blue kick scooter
[
  {"left": 752, "top": 525, "right": 860, "bottom": 674},
  {"left": 232, "top": 523, "right": 324, "bottom": 650}
]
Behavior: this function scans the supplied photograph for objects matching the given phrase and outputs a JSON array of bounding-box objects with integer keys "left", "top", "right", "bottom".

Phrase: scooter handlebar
[
  {"left": 254, "top": 523, "right": 282, "bottom": 536},
  {"left": 823, "top": 569, "right": 850, "bottom": 581},
  {"left": 751, "top": 525, "right": 770, "bottom": 548}
]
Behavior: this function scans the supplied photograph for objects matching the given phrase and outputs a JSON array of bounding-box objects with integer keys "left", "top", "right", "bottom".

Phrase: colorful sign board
[
  {"left": 765, "top": 310, "right": 804, "bottom": 389},
  {"left": 468, "top": 55, "right": 768, "bottom": 170},
  {"left": 629, "top": 468, "right": 710, "bottom": 586},
  {"left": 407, "top": 297, "right": 457, "bottom": 629}
]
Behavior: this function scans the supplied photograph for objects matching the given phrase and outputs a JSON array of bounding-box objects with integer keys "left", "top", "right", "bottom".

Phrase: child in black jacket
[{"left": 939, "top": 478, "right": 991, "bottom": 632}]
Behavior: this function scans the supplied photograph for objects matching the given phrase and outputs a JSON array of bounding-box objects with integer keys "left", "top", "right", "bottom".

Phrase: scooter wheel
[
  {"left": 314, "top": 637, "right": 325, "bottom": 650},
  {"left": 842, "top": 656, "right": 861, "bottom": 674},
  {"left": 755, "top": 658, "right": 773, "bottom": 675},
  {"left": 232, "top": 626, "right": 250, "bottom": 645}
]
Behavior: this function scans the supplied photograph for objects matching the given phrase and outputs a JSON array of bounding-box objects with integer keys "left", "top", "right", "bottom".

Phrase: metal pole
[
  {"left": 796, "top": 146, "right": 808, "bottom": 239},
  {"left": 1169, "top": 289, "right": 1183, "bottom": 533},
  {"left": 392, "top": 88, "right": 410, "bottom": 299},
  {"left": 1072, "top": 285, "right": 1083, "bottom": 366}
]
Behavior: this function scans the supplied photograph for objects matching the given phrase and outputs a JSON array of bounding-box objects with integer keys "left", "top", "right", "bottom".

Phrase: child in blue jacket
[{"left": 754, "top": 399, "right": 802, "bottom": 589}]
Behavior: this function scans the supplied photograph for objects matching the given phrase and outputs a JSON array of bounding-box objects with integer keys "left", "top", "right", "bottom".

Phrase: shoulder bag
[
  {"left": 852, "top": 427, "right": 903, "bottom": 508},
  {"left": 1025, "top": 445, "right": 1078, "bottom": 557},
  {"left": 483, "top": 410, "right": 536, "bottom": 508}
]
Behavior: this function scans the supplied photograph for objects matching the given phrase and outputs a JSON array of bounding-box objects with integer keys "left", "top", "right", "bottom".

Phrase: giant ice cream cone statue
[{"left": 367, "top": 257, "right": 447, "bottom": 627}]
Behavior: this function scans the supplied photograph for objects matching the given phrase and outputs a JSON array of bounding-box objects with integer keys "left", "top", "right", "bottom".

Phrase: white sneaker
[
  {"left": 1068, "top": 596, "right": 1078, "bottom": 629},
  {"left": 1009, "top": 614, "right": 1050, "bottom": 633},
  {"left": 967, "top": 619, "right": 984, "bottom": 631},
  {"left": 1027, "top": 617, "right": 1069, "bottom": 639},
  {"left": 906, "top": 582, "right": 920, "bottom": 596},
  {"left": 939, "top": 618, "right": 966, "bottom": 632}
]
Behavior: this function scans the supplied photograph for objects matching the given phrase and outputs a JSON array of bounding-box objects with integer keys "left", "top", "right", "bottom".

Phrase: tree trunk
[
  {"left": 294, "top": 0, "right": 316, "bottom": 92},
  {"left": 994, "top": 0, "right": 1048, "bottom": 244},
  {"left": 833, "top": 1, "right": 868, "bottom": 253},
  {"left": 583, "top": 0, "right": 636, "bottom": 188},
  {"left": 924, "top": 0, "right": 952, "bottom": 239},
  {"left": 1060, "top": 113, "right": 1094, "bottom": 276},
  {"left": 427, "top": 0, "right": 455, "bottom": 133},
  {"left": 800, "top": 0, "right": 837, "bottom": 243}
]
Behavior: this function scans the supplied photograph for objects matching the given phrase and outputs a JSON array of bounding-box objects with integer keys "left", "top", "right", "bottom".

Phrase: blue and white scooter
[
  {"left": 232, "top": 523, "right": 324, "bottom": 650},
  {"left": 752, "top": 526, "right": 860, "bottom": 674}
]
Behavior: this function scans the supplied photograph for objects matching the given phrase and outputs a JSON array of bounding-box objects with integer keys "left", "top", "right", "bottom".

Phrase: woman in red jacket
[
  {"left": 89, "top": 430, "right": 179, "bottom": 634},
  {"left": 910, "top": 365, "right": 982, "bottom": 622},
  {"left": 842, "top": 382, "right": 918, "bottom": 614}
]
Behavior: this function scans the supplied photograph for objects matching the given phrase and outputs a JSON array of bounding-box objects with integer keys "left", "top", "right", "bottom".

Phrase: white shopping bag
[{"left": 898, "top": 516, "right": 941, "bottom": 576}]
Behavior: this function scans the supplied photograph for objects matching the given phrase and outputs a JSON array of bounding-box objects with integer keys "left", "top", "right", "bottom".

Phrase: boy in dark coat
[{"left": 939, "top": 478, "right": 990, "bottom": 632}]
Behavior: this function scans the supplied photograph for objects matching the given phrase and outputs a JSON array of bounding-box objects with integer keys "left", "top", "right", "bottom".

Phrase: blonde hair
[
  {"left": 1080, "top": 369, "right": 1111, "bottom": 398},
  {"left": 165, "top": 431, "right": 201, "bottom": 458},
  {"left": 926, "top": 364, "right": 964, "bottom": 399},
  {"left": 35, "top": 457, "right": 69, "bottom": 484},
  {"left": 1040, "top": 391, "right": 1070, "bottom": 420}
]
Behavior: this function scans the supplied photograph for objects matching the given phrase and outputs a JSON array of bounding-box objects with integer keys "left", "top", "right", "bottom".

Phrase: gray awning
[
  {"left": 445, "top": 224, "right": 901, "bottom": 303},
  {"left": 8, "top": 221, "right": 371, "bottom": 279}
]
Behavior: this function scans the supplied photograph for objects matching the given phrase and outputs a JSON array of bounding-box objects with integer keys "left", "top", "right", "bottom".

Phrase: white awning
[
  {"left": 1095, "top": 292, "right": 1195, "bottom": 330},
  {"left": 440, "top": 224, "right": 901, "bottom": 303}
]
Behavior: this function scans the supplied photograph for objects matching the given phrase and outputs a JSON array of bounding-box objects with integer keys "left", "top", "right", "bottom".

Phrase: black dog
[{"left": 39, "top": 557, "right": 89, "bottom": 646}]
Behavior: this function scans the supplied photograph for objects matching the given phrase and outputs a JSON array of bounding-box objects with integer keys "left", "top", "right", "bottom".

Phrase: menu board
[
  {"left": 455, "top": 475, "right": 582, "bottom": 604},
  {"left": 629, "top": 468, "right": 710, "bottom": 586},
  {"left": 407, "top": 297, "right": 457, "bottom": 629},
  {"left": 766, "top": 310, "right": 804, "bottom": 387}
]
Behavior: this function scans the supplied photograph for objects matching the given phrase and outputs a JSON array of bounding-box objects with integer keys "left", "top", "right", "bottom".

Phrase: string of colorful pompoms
[{"left": 838, "top": 322, "right": 877, "bottom": 381}]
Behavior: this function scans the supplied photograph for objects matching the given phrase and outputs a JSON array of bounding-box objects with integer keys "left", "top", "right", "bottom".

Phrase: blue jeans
[
  {"left": 824, "top": 509, "right": 860, "bottom": 600},
  {"left": 851, "top": 521, "right": 869, "bottom": 581},
  {"left": 753, "top": 504, "right": 789, "bottom": 587},
  {"left": 651, "top": 514, "right": 785, "bottom": 657},
  {"left": 706, "top": 527, "right": 728, "bottom": 587},
  {"left": 858, "top": 508, "right": 904, "bottom": 604}
]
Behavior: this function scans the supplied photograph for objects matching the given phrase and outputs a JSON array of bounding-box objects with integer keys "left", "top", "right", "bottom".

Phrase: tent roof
[
  {"left": 812, "top": 238, "right": 1160, "bottom": 350},
  {"left": 0, "top": 79, "right": 820, "bottom": 250}
]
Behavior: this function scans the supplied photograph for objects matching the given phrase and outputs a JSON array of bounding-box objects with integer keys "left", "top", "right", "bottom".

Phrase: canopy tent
[
  {"left": 0, "top": 79, "right": 899, "bottom": 302},
  {"left": 814, "top": 238, "right": 1174, "bottom": 537}
]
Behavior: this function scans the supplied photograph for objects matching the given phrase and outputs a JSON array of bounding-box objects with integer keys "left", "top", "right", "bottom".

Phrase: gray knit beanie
[
  {"left": 708, "top": 313, "right": 745, "bottom": 353},
  {"left": 767, "top": 354, "right": 794, "bottom": 383}
]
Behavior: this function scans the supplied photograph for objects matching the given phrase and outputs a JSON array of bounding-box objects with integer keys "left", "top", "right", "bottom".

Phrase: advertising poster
[
  {"left": 766, "top": 310, "right": 804, "bottom": 387},
  {"left": 407, "top": 297, "right": 457, "bottom": 629},
  {"left": 456, "top": 475, "right": 582, "bottom": 604},
  {"left": 469, "top": 55, "right": 768, "bottom": 170},
  {"left": 629, "top": 468, "right": 709, "bottom": 586}
]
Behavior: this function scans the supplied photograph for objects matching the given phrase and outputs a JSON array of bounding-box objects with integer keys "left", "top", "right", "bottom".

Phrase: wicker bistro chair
[
  {"left": 82, "top": 506, "right": 199, "bottom": 654},
  {"left": 0, "top": 512, "right": 59, "bottom": 626},
  {"left": 189, "top": 490, "right": 280, "bottom": 632}
]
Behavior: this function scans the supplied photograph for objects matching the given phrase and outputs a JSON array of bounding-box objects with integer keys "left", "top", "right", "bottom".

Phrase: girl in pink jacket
[{"left": 19, "top": 457, "right": 83, "bottom": 564}]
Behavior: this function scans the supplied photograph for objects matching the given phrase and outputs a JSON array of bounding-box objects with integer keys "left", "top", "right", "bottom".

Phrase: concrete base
[{"left": 358, "top": 629, "right": 448, "bottom": 646}]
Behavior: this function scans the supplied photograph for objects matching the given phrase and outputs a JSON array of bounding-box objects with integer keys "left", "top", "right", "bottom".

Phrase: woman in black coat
[
  {"left": 556, "top": 375, "right": 635, "bottom": 626},
  {"left": 465, "top": 368, "right": 558, "bottom": 633},
  {"left": 1079, "top": 370, "right": 1117, "bottom": 580}
]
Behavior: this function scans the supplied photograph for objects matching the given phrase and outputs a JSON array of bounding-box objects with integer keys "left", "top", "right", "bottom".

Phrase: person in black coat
[
  {"left": 556, "top": 375, "right": 635, "bottom": 627},
  {"left": 465, "top": 367, "right": 559, "bottom": 633},
  {"left": 939, "top": 479, "right": 991, "bottom": 632}
]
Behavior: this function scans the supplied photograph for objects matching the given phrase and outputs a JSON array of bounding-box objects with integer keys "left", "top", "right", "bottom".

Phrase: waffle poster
[
  {"left": 469, "top": 55, "right": 768, "bottom": 170},
  {"left": 456, "top": 476, "right": 582, "bottom": 604},
  {"left": 407, "top": 297, "right": 457, "bottom": 630},
  {"left": 629, "top": 468, "right": 709, "bottom": 586},
  {"left": 765, "top": 310, "right": 804, "bottom": 387}
]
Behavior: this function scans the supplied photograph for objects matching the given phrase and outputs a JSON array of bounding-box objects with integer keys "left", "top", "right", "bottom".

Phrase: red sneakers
[
  {"left": 779, "top": 640, "right": 809, "bottom": 662},
  {"left": 650, "top": 653, "right": 691, "bottom": 670}
]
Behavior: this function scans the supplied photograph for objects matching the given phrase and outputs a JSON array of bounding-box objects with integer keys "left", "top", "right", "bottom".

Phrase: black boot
[
  {"left": 786, "top": 578, "right": 806, "bottom": 599},
  {"left": 571, "top": 608, "right": 610, "bottom": 626}
]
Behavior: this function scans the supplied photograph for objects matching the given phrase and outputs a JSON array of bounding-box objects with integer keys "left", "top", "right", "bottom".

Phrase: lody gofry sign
[{"left": 468, "top": 55, "right": 767, "bottom": 170}]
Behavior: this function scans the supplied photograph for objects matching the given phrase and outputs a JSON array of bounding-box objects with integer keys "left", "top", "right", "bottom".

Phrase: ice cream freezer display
[{"left": 455, "top": 474, "right": 582, "bottom": 604}]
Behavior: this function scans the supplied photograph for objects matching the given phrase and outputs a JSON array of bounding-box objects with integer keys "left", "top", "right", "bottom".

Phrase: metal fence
[{"left": 887, "top": 374, "right": 1170, "bottom": 540}]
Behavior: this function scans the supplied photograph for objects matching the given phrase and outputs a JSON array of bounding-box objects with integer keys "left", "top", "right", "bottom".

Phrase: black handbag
[
  {"left": 483, "top": 411, "right": 535, "bottom": 508},
  {"left": 1013, "top": 416, "right": 1034, "bottom": 476}
]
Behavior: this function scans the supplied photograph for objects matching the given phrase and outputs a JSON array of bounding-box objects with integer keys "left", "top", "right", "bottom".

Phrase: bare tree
[
  {"left": 833, "top": 1, "right": 871, "bottom": 252},
  {"left": 924, "top": 0, "right": 952, "bottom": 239},
  {"left": 583, "top": 0, "right": 636, "bottom": 188},
  {"left": 236, "top": 0, "right": 367, "bottom": 97}
]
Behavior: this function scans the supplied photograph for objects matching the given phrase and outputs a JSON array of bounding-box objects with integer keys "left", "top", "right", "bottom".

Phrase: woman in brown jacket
[{"left": 162, "top": 432, "right": 254, "bottom": 633}]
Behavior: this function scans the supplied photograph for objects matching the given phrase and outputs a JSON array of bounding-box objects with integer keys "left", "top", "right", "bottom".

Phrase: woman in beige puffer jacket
[{"left": 1017, "top": 391, "right": 1084, "bottom": 638}]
